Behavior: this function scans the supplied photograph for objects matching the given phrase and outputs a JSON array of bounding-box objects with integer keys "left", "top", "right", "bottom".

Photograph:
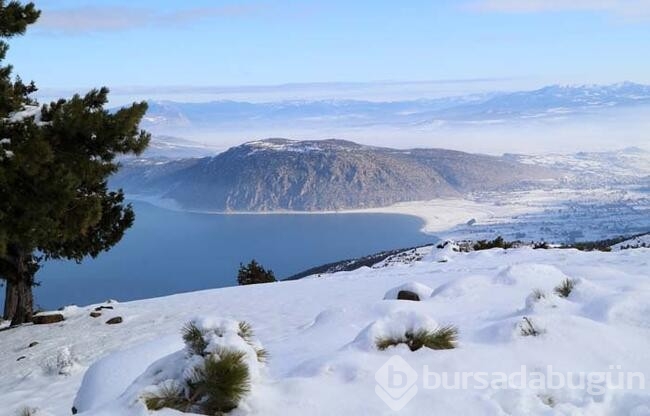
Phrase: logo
[{"left": 375, "top": 355, "right": 418, "bottom": 411}]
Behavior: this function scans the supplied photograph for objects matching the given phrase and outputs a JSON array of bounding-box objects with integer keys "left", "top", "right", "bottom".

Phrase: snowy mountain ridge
[
  {"left": 244, "top": 138, "right": 367, "bottom": 154},
  {"left": 140, "top": 82, "right": 650, "bottom": 133}
]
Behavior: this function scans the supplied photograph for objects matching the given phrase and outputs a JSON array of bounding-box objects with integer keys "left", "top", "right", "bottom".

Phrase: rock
[
  {"left": 397, "top": 290, "right": 420, "bottom": 301},
  {"left": 90, "top": 312, "right": 102, "bottom": 318},
  {"left": 72, "top": 406, "right": 78, "bottom": 414},
  {"left": 384, "top": 282, "right": 433, "bottom": 301},
  {"left": 106, "top": 317, "right": 123, "bottom": 325},
  {"left": 28, "top": 341, "right": 39, "bottom": 348},
  {"left": 16, "top": 356, "right": 26, "bottom": 361},
  {"left": 32, "top": 313, "right": 65, "bottom": 325},
  {"left": 94, "top": 305, "right": 114, "bottom": 311}
]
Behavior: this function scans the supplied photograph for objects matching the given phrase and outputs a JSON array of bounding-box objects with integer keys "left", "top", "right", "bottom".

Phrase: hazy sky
[{"left": 7, "top": 0, "right": 650, "bottom": 103}]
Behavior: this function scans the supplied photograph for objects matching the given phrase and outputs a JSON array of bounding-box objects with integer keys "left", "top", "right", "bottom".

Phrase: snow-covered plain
[
  {"left": 2, "top": 245, "right": 649, "bottom": 415},
  {"left": 355, "top": 197, "right": 541, "bottom": 234},
  {"left": 357, "top": 186, "right": 650, "bottom": 243}
]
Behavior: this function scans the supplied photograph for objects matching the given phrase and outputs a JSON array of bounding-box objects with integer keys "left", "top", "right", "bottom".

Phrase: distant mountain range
[
  {"left": 138, "top": 135, "right": 221, "bottom": 159},
  {"left": 113, "top": 138, "right": 560, "bottom": 211},
  {"left": 141, "top": 82, "right": 650, "bottom": 134}
]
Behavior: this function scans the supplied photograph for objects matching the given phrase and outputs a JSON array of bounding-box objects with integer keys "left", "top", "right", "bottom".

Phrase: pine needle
[
  {"left": 182, "top": 322, "right": 208, "bottom": 356},
  {"left": 554, "top": 279, "right": 576, "bottom": 298},
  {"left": 376, "top": 325, "right": 459, "bottom": 351}
]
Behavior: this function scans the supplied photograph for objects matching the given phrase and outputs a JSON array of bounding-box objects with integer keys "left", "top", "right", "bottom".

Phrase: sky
[{"left": 6, "top": 0, "right": 650, "bottom": 104}]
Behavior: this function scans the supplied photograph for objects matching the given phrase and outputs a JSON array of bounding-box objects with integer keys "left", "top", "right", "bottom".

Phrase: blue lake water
[{"left": 8, "top": 202, "right": 434, "bottom": 309}]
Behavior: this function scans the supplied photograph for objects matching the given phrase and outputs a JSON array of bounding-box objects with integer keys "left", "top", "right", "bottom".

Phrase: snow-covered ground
[
  {"left": 360, "top": 187, "right": 650, "bottom": 242},
  {"left": 2, "top": 245, "right": 649, "bottom": 415},
  {"left": 355, "top": 197, "right": 543, "bottom": 234},
  {"left": 612, "top": 234, "right": 650, "bottom": 250}
]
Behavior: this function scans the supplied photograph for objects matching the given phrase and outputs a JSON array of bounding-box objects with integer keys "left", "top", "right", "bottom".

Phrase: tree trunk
[
  {"left": 3, "top": 279, "right": 18, "bottom": 321},
  {"left": 3, "top": 245, "right": 36, "bottom": 327},
  {"left": 10, "top": 276, "right": 34, "bottom": 326}
]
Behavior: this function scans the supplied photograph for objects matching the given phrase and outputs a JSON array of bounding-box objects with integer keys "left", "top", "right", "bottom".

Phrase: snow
[
  {"left": 1, "top": 246, "right": 650, "bottom": 415},
  {"left": 383, "top": 282, "right": 433, "bottom": 300},
  {"left": 74, "top": 317, "right": 267, "bottom": 415},
  {"left": 612, "top": 234, "right": 650, "bottom": 250},
  {"left": 244, "top": 138, "right": 363, "bottom": 155},
  {"left": 73, "top": 335, "right": 181, "bottom": 412},
  {"left": 351, "top": 197, "right": 535, "bottom": 233},
  {"left": 354, "top": 187, "right": 650, "bottom": 243},
  {"left": 350, "top": 310, "right": 440, "bottom": 351},
  {"left": 9, "top": 105, "right": 41, "bottom": 123}
]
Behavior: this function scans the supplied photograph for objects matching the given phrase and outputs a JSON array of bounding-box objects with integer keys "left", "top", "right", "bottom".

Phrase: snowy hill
[
  {"left": 2, "top": 245, "right": 649, "bottom": 415},
  {"left": 612, "top": 234, "right": 650, "bottom": 250},
  {"left": 505, "top": 147, "right": 650, "bottom": 183},
  {"left": 110, "top": 139, "right": 559, "bottom": 211}
]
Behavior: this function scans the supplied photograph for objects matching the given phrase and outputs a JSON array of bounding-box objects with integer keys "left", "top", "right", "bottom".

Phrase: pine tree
[
  {"left": 0, "top": 1, "right": 150, "bottom": 326},
  {"left": 237, "top": 260, "right": 276, "bottom": 285}
]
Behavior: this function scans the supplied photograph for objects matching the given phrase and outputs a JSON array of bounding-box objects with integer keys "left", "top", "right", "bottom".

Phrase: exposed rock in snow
[{"left": 383, "top": 282, "right": 434, "bottom": 301}]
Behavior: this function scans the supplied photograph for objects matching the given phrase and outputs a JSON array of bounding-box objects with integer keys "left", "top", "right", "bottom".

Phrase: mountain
[
  {"left": 112, "top": 138, "right": 560, "bottom": 211},
  {"left": 132, "top": 135, "right": 222, "bottom": 159},
  {"left": 140, "top": 83, "right": 650, "bottom": 134},
  {"left": 428, "top": 82, "right": 650, "bottom": 122}
]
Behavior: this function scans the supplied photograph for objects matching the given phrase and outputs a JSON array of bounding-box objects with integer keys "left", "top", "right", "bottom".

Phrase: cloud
[
  {"left": 35, "top": 4, "right": 267, "bottom": 34},
  {"left": 464, "top": 0, "right": 650, "bottom": 20}
]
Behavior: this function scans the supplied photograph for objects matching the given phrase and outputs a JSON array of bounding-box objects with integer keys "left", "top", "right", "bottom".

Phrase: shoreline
[{"left": 127, "top": 194, "right": 532, "bottom": 235}]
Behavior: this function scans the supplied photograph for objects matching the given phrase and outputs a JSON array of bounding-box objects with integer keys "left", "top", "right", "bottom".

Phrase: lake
[{"left": 4, "top": 202, "right": 434, "bottom": 309}]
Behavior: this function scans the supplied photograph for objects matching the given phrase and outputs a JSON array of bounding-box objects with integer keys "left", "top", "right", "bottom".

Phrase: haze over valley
[{"left": 138, "top": 82, "right": 650, "bottom": 154}]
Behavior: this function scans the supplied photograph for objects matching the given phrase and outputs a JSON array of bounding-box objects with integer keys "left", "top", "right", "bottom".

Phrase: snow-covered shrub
[
  {"left": 530, "top": 289, "right": 546, "bottom": 302},
  {"left": 352, "top": 311, "right": 458, "bottom": 352},
  {"left": 519, "top": 317, "right": 543, "bottom": 337},
  {"left": 376, "top": 325, "right": 458, "bottom": 351},
  {"left": 143, "top": 380, "right": 187, "bottom": 412},
  {"left": 538, "top": 393, "right": 556, "bottom": 407},
  {"left": 554, "top": 278, "right": 577, "bottom": 298},
  {"left": 426, "top": 240, "right": 461, "bottom": 262},
  {"left": 237, "top": 321, "right": 269, "bottom": 363},
  {"left": 142, "top": 318, "right": 266, "bottom": 415},
  {"left": 15, "top": 407, "right": 39, "bottom": 416},
  {"left": 524, "top": 289, "right": 552, "bottom": 310},
  {"left": 42, "top": 347, "right": 77, "bottom": 376}
]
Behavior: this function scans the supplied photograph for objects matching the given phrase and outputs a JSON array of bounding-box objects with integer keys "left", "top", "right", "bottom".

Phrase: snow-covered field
[
  {"left": 2, "top": 245, "right": 649, "bottom": 415},
  {"left": 363, "top": 187, "right": 650, "bottom": 243},
  {"left": 355, "top": 197, "right": 544, "bottom": 234}
]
